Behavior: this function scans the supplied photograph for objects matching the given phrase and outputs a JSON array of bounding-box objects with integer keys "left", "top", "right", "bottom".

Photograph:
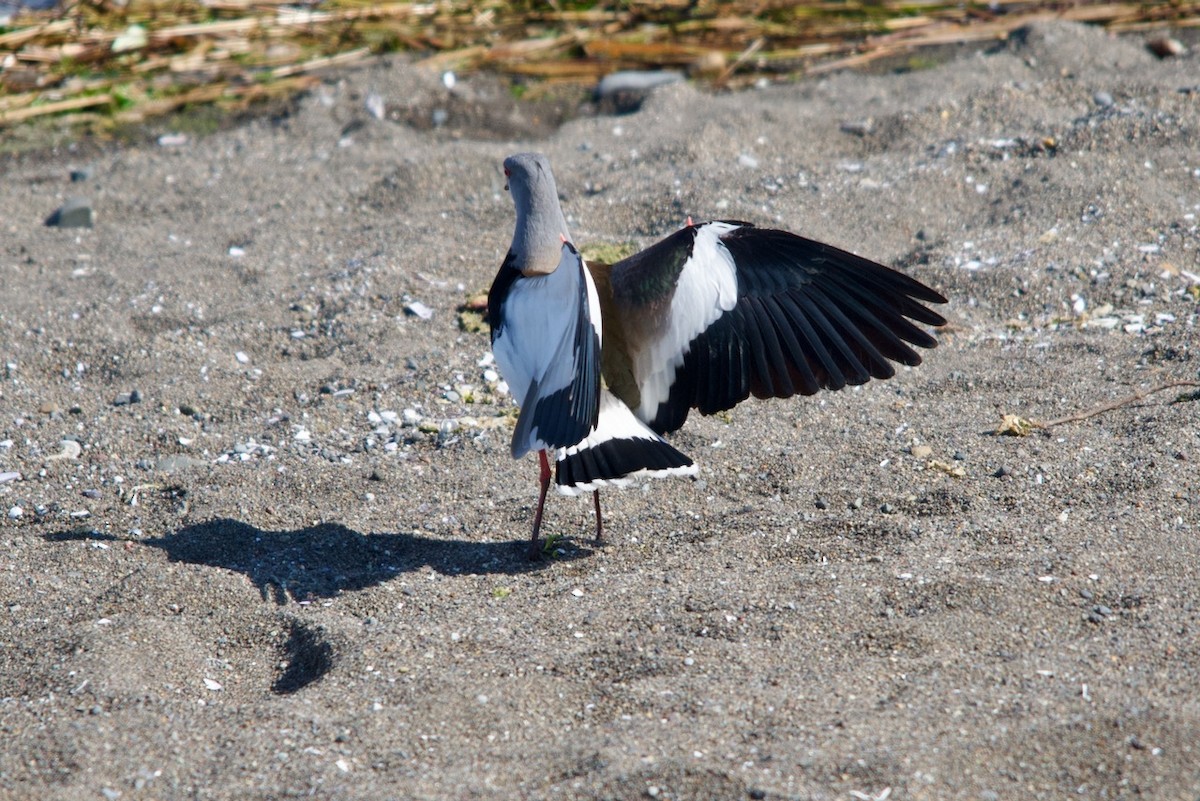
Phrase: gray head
[{"left": 504, "top": 152, "right": 572, "bottom": 276}]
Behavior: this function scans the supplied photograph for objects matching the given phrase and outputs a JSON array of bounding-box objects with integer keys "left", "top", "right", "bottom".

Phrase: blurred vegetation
[{"left": 1, "top": 0, "right": 1195, "bottom": 131}]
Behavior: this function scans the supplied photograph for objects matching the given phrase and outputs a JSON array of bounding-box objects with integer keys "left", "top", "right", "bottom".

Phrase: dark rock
[{"left": 45, "top": 197, "right": 94, "bottom": 228}]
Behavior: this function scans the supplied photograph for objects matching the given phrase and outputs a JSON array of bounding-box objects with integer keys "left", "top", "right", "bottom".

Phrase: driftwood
[{"left": 1, "top": 1, "right": 1197, "bottom": 129}]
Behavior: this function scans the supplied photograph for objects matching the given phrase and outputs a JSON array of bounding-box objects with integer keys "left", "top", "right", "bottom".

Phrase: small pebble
[
  {"left": 155, "top": 454, "right": 204, "bottom": 474},
  {"left": 910, "top": 444, "right": 933, "bottom": 459},
  {"left": 994, "top": 465, "right": 1011, "bottom": 478},
  {"left": 880, "top": 502, "right": 895, "bottom": 514},
  {"left": 405, "top": 301, "right": 434, "bottom": 320},
  {"left": 850, "top": 497, "right": 863, "bottom": 510},
  {"left": 81, "top": 489, "right": 101, "bottom": 499},
  {"left": 48, "top": 439, "right": 82, "bottom": 460},
  {"left": 839, "top": 119, "right": 874, "bottom": 136},
  {"left": 8, "top": 506, "right": 22, "bottom": 519},
  {"left": 814, "top": 496, "right": 828, "bottom": 510},
  {"left": 365, "top": 92, "right": 386, "bottom": 120},
  {"left": 1093, "top": 91, "right": 1114, "bottom": 108},
  {"left": 1147, "top": 37, "right": 1185, "bottom": 58}
]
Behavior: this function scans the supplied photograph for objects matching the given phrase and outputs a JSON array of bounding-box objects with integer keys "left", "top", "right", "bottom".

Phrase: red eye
[{"left": 503, "top": 167, "right": 511, "bottom": 177}]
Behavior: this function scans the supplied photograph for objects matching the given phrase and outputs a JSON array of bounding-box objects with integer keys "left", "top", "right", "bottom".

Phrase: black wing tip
[{"left": 899, "top": 281, "right": 949, "bottom": 309}]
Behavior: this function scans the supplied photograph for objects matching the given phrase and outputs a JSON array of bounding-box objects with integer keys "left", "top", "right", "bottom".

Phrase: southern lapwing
[{"left": 488, "top": 152, "right": 947, "bottom": 557}]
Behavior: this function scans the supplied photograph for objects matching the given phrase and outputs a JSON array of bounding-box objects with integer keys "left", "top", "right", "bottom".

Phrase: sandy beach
[{"left": 2, "top": 18, "right": 1199, "bottom": 800}]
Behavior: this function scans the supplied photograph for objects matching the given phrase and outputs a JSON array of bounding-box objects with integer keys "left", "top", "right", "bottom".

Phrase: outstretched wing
[
  {"left": 605, "top": 221, "right": 947, "bottom": 434},
  {"left": 490, "top": 243, "right": 602, "bottom": 458}
]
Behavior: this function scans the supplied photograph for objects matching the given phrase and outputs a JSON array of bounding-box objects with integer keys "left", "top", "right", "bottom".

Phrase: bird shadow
[{"left": 45, "top": 518, "right": 590, "bottom": 604}]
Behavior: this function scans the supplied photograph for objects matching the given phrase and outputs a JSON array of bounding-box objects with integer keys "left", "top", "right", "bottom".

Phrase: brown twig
[
  {"left": 714, "top": 36, "right": 764, "bottom": 87},
  {"left": 1039, "top": 380, "right": 1200, "bottom": 429},
  {"left": 0, "top": 93, "right": 113, "bottom": 123}
]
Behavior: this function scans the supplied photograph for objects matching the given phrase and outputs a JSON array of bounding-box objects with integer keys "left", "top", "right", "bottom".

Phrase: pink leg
[
  {"left": 592, "top": 490, "right": 604, "bottom": 545},
  {"left": 528, "top": 450, "right": 552, "bottom": 558}
]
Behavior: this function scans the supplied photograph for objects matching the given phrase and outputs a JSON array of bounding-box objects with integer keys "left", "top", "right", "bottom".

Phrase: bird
[{"left": 487, "top": 152, "right": 947, "bottom": 558}]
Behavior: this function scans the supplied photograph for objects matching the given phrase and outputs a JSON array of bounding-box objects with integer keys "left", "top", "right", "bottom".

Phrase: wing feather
[{"left": 606, "top": 221, "right": 947, "bottom": 433}]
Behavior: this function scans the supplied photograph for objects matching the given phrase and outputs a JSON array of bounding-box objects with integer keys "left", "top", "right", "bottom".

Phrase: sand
[{"left": 1, "top": 19, "right": 1199, "bottom": 800}]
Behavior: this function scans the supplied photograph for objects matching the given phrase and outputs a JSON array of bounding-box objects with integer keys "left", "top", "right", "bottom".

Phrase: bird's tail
[{"left": 554, "top": 390, "right": 696, "bottom": 496}]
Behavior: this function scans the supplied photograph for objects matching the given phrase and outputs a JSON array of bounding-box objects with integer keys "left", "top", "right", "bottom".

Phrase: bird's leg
[
  {"left": 592, "top": 490, "right": 604, "bottom": 546},
  {"left": 528, "top": 449, "right": 552, "bottom": 559}
]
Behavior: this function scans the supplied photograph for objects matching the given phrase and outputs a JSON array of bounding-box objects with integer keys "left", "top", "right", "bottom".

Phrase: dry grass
[{"left": 1, "top": 0, "right": 1196, "bottom": 131}]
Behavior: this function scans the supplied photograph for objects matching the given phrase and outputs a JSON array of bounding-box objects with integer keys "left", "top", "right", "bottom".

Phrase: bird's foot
[{"left": 526, "top": 539, "right": 544, "bottom": 561}]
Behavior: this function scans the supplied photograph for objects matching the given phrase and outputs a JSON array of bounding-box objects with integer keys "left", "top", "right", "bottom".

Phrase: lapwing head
[{"left": 504, "top": 152, "right": 572, "bottom": 277}]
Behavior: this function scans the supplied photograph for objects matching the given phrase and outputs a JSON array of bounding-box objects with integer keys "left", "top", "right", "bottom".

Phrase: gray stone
[
  {"left": 840, "top": 118, "right": 875, "bottom": 136},
  {"left": 595, "top": 70, "right": 684, "bottom": 99},
  {"left": 45, "top": 197, "right": 94, "bottom": 228},
  {"left": 155, "top": 454, "right": 205, "bottom": 473}
]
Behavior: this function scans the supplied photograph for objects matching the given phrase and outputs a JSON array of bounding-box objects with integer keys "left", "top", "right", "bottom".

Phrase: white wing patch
[
  {"left": 632, "top": 221, "right": 740, "bottom": 423},
  {"left": 583, "top": 254, "right": 603, "bottom": 346}
]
